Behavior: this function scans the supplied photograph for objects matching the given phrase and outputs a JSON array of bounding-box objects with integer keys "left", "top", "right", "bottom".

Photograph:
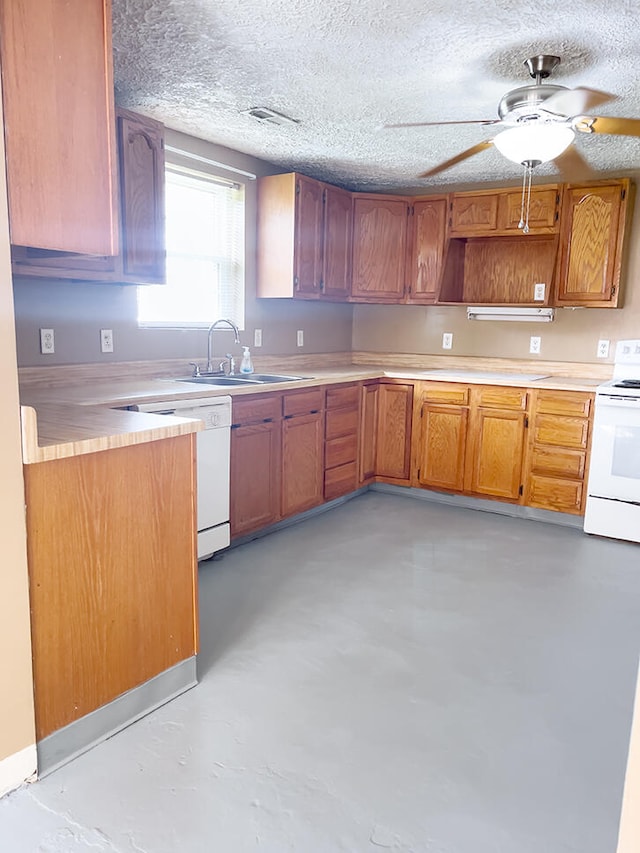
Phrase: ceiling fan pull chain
[
  {"left": 524, "top": 164, "right": 533, "bottom": 234},
  {"left": 518, "top": 166, "right": 527, "bottom": 229}
]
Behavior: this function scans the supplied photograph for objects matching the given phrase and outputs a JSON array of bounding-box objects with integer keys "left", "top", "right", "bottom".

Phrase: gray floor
[{"left": 2, "top": 492, "right": 640, "bottom": 852}]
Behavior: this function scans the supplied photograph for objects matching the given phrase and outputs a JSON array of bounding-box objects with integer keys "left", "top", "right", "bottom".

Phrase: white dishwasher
[{"left": 135, "top": 396, "right": 232, "bottom": 560}]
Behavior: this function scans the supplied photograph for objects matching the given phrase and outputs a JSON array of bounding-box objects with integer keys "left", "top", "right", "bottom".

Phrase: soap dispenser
[{"left": 240, "top": 346, "right": 254, "bottom": 374}]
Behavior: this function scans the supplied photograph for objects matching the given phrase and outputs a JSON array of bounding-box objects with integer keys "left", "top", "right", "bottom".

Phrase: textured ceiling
[{"left": 112, "top": 0, "right": 640, "bottom": 192}]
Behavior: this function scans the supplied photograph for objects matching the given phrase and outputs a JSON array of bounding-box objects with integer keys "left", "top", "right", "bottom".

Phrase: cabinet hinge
[
  {"left": 322, "top": 189, "right": 327, "bottom": 203},
  {"left": 524, "top": 415, "right": 529, "bottom": 428},
  {"left": 319, "top": 279, "right": 325, "bottom": 292},
  {"left": 407, "top": 205, "right": 411, "bottom": 216},
  {"left": 554, "top": 210, "right": 559, "bottom": 222},
  {"left": 556, "top": 193, "right": 559, "bottom": 205},
  {"left": 611, "top": 284, "right": 617, "bottom": 296},
  {"left": 622, "top": 187, "right": 626, "bottom": 200},
  {"left": 519, "top": 484, "right": 524, "bottom": 496},
  {"left": 294, "top": 275, "right": 299, "bottom": 290},
  {"left": 295, "top": 182, "right": 300, "bottom": 196},
  {"left": 417, "top": 468, "right": 421, "bottom": 479}
]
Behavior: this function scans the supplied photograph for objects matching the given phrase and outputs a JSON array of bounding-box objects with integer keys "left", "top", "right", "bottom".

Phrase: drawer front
[
  {"left": 325, "top": 433, "right": 358, "bottom": 469},
  {"left": 326, "top": 384, "right": 360, "bottom": 410},
  {"left": 536, "top": 391, "right": 592, "bottom": 418},
  {"left": 282, "top": 388, "right": 325, "bottom": 417},
  {"left": 232, "top": 394, "right": 281, "bottom": 426},
  {"left": 474, "top": 386, "right": 528, "bottom": 410},
  {"left": 533, "top": 414, "right": 590, "bottom": 449},
  {"left": 530, "top": 445, "right": 587, "bottom": 480},
  {"left": 421, "top": 383, "right": 469, "bottom": 405},
  {"left": 324, "top": 461, "right": 358, "bottom": 501},
  {"left": 526, "top": 474, "right": 585, "bottom": 514},
  {"left": 325, "top": 407, "right": 359, "bottom": 440}
]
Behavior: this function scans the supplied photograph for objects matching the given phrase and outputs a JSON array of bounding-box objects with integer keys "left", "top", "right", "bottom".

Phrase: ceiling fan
[{"left": 387, "top": 55, "right": 640, "bottom": 180}]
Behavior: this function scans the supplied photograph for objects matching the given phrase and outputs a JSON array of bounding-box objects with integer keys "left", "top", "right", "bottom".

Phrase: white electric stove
[{"left": 584, "top": 340, "right": 640, "bottom": 543}]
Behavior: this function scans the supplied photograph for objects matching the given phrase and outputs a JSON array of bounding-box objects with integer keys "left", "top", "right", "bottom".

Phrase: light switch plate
[
  {"left": 442, "top": 332, "right": 453, "bottom": 350},
  {"left": 597, "top": 339, "right": 610, "bottom": 358},
  {"left": 297, "top": 330, "right": 304, "bottom": 347},
  {"left": 40, "top": 328, "right": 55, "bottom": 354},
  {"left": 529, "top": 336, "right": 541, "bottom": 355},
  {"left": 254, "top": 328, "right": 262, "bottom": 347}
]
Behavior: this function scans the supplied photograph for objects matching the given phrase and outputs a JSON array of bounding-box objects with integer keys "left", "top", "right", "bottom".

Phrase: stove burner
[{"left": 613, "top": 379, "right": 640, "bottom": 388}]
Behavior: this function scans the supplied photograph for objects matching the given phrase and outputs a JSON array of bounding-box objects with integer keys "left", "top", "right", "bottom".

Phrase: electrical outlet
[
  {"left": 529, "top": 336, "right": 541, "bottom": 355},
  {"left": 254, "top": 328, "right": 262, "bottom": 347},
  {"left": 597, "top": 339, "right": 610, "bottom": 358},
  {"left": 442, "top": 332, "right": 453, "bottom": 350},
  {"left": 100, "top": 329, "right": 114, "bottom": 353},
  {"left": 533, "top": 283, "right": 546, "bottom": 302},
  {"left": 40, "top": 328, "right": 55, "bottom": 354},
  {"left": 297, "top": 329, "right": 304, "bottom": 347}
]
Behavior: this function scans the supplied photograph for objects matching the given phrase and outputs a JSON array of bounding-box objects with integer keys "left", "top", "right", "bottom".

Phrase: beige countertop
[{"left": 19, "top": 361, "right": 603, "bottom": 464}]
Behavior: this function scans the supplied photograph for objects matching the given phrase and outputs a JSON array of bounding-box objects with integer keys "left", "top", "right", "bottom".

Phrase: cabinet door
[
  {"left": 0, "top": 0, "right": 118, "bottom": 255},
  {"left": 556, "top": 182, "right": 629, "bottom": 307},
  {"left": 321, "top": 184, "right": 352, "bottom": 300},
  {"left": 417, "top": 404, "right": 468, "bottom": 492},
  {"left": 359, "top": 383, "right": 379, "bottom": 483},
  {"left": 407, "top": 197, "right": 447, "bottom": 304},
  {"left": 376, "top": 383, "right": 413, "bottom": 481},
  {"left": 351, "top": 196, "right": 408, "bottom": 300},
  {"left": 118, "top": 109, "right": 165, "bottom": 283},
  {"left": 497, "top": 187, "right": 560, "bottom": 234},
  {"left": 282, "top": 412, "right": 324, "bottom": 517},
  {"left": 449, "top": 192, "right": 499, "bottom": 235},
  {"left": 466, "top": 408, "right": 526, "bottom": 500},
  {"left": 230, "top": 421, "right": 281, "bottom": 537},
  {"left": 294, "top": 175, "right": 324, "bottom": 297}
]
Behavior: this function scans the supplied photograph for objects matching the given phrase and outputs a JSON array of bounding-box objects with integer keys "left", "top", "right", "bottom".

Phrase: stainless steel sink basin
[
  {"left": 175, "top": 376, "right": 261, "bottom": 386},
  {"left": 248, "top": 374, "right": 309, "bottom": 383},
  {"left": 174, "top": 373, "right": 310, "bottom": 386}
]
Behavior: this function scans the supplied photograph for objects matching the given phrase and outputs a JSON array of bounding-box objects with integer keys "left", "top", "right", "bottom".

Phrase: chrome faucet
[{"left": 206, "top": 319, "right": 241, "bottom": 373}]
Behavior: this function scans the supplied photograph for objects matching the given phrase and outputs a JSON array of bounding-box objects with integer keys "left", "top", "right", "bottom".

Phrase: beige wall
[
  {"left": 12, "top": 129, "right": 353, "bottom": 367},
  {"left": 0, "top": 92, "right": 36, "bottom": 767},
  {"left": 353, "top": 175, "right": 640, "bottom": 369}
]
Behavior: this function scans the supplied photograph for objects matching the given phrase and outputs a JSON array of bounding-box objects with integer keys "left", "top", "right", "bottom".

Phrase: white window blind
[{"left": 137, "top": 165, "right": 245, "bottom": 328}]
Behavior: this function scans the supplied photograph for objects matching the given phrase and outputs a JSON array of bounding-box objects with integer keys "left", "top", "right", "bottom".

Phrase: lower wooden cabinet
[
  {"left": 417, "top": 401, "right": 468, "bottom": 491},
  {"left": 376, "top": 381, "right": 414, "bottom": 482},
  {"left": 523, "top": 390, "right": 593, "bottom": 514},
  {"left": 24, "top": 436, "right": 198, "bottom": 740},
  {"left": 281, "top": 388, "right": 325, "bottom": 518},
  {"left": 359, "top": 382, "right": 379, "bottom": 483}
]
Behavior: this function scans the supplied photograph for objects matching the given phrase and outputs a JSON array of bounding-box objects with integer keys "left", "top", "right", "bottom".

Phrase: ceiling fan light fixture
[{"left": 493, "top": 124, "right": 575, "bottom": 165}]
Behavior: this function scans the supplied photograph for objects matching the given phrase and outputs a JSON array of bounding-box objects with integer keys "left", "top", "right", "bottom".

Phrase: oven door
[{"left": 587, "top": 394, "right": 640, "bottom": 503}]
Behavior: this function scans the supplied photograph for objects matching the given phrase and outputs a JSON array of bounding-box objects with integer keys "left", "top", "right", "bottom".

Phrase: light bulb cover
[{"left": 493, "top": 124, "right": 575, "bottom": 165}]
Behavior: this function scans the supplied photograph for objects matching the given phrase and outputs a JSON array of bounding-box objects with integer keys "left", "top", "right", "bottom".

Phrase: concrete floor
[{"left": 1, "top": 492, "right": 640, "bottom": 852}]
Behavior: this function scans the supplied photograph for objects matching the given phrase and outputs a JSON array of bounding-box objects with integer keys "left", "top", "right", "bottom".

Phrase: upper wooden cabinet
[
  {"left": 257, "top": 173, "right": 351, "bottom": 301},
  {"left": 117, "top": 109, "right": 166, "bottom": 283},
  {"left": 555, "top": 180, "right": 631, "bottom": 307},
  {"left": 449, "top": 186, "right": 560, "bottom": 237},
  {"left": 406, "top": 197, "right": 448, "bottom": 304},
  {"left": 11, "top": 108, "right": 166, "bottom": 285},
  {"left": 0, "top": 0, "right": 118, "bottom": 256},
  {"left": 351, "top": 195, "right": 409, "bottom": 301}
]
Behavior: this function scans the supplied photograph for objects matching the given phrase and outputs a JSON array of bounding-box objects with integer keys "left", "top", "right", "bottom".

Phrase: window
[{"left": 137, "top": 166, "right": 245, "bottom": 328}]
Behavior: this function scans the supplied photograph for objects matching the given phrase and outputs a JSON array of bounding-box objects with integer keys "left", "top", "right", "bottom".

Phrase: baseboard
[
  {"left": 370, "top": 482, "right": 584, "bottom": 529},
  {"left": 0, "top": 743, "right": 37, "bottom": 799},
  {"left": 37, "top": 656, "right": 197, "bottom": 778}
]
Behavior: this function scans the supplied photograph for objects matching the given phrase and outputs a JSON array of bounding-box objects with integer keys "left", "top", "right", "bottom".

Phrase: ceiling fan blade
[
  {"left": 385, "top": 119, "right": 500, "bottom": 129},
  {"left": 419, "top": 140, "right": 494, "bottom": 177},
  {"left": 541, "top": 87, "right": 616, "bottom": 118},
  {"left": 574, "top": 115, "right": 640, "bottom": 137},
  {"left": 552, "top": 144, "right": 595, "bottom": 183}
]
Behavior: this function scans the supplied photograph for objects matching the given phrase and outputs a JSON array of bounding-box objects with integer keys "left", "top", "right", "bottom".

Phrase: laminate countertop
[{"left": 19, "top": 364, "right": 603, "bottom": 464}]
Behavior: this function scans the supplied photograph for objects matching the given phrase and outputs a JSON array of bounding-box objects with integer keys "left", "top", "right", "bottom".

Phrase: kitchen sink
[{"left": 174, "top": 373, "right": 310, "bottom": 386}]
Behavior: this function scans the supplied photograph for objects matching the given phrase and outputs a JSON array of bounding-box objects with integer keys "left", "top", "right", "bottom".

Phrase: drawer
[
  {"left": 535, "top": 391, "right": 592, "bottom": 418},
  {"left": 526, "top": 474, "right": 585, "bottom": 514},
  {"left": 325, "top": 407, "right": 359, "bottom": 440},
  {"left": 282, "top": 388, "right": 325, "bottom": 417},
  {"left": 421, "top": 383, "right": 469, "bottom": 405},
  {"left": 324, "top": 461, "right": 358, "bottom": 501},
  {"left": 325, "top": 433, "right": 358, "bottom": 469},
  {"left": 529, "top": 445, "right": 587, "bottom": 480},
  {"left": 474, "top": 386, "right": 528, "bottom": 410},
  {"left": 533, "top": 414, "right": 590, "bottom": 449},
  {"left": 232, "top": 393, "right": 281, "bottom": 426},
  {"left": 326, "top": 384, "right": 360, "bottom": 410}
]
